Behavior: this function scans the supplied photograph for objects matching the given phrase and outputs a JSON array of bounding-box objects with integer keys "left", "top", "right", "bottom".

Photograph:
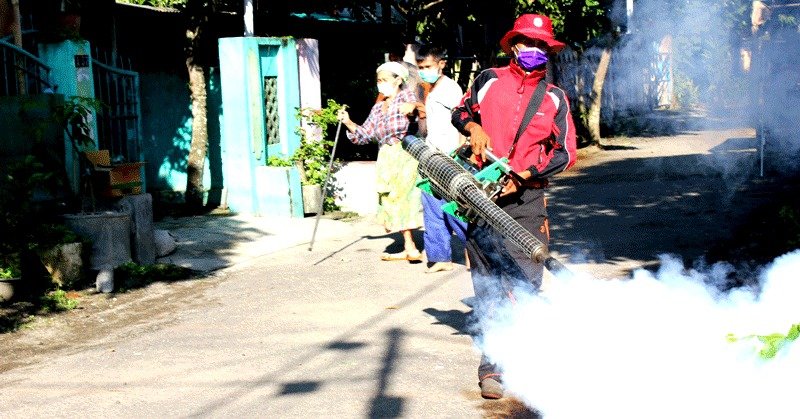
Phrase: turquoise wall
[
  {"left": 139, "top": 70, "right": 223, "bottom": 206},
  {"left": 218, "top": 37, "right": 303, "bottom": 217}
]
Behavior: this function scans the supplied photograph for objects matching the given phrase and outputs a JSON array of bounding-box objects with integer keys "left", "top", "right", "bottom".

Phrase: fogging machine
[{"left": 402, "top": 135, "right": 571, "bottom": 276}]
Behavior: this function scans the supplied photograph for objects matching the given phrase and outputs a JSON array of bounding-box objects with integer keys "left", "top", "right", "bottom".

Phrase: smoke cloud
[
  {"left": 479, "top": 250, "right": 800, "bottom": 418},
  {"left": 598, "top": 0, "right": 800, "bottom": 171}
]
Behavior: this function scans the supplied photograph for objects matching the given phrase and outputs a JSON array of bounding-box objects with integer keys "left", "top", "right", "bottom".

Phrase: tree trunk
[
  {"left": 587, "top": 47, "right": 612, "bottom": 145},
  {"left": 184, "top": 27, "right": 208, "bottom": 211},
  {"left": 10, "top": 0, "right": 25, "bottom": 95}
]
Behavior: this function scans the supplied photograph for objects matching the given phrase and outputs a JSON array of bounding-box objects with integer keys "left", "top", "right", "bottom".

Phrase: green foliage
[
  {"left": 516, "top": 0, "right": 611, "bottom": 48},
  {"left": 117, "top": 0, "right": 243, "bottom": 13},
  {"left": 115, "top": 262, "right": 194, "bottom": 291},
  {"left": 1, "top": 95, "right": 103, "bottom": 262},
  {"left": 0, "top": 261, "right": 21, "bottom": 279},
  {"left": 728, "top": 323, "right": 800, "bottom": 360},
  {"left": 58, "top": 96, "right": 105, "bottom": 151},
  {"left": 721, "top": 0, "right": 753, "bottom": 39},
  {"left": 402, "top": 0, "right": 611, "bottom": 67},
  {"left": 673, "top": 70, "right": 700, "bottom": 109},
  {"left": 31, "top": 224, "right": 82, "bottom": 253},
  {"left": 292, "top": 99, "right": 345, "bottom": 212},
  {"left": 117, "top": 0, "right": 187, "bottom": 7},
  {"left": 39, "top": 289, "right": 79, "bottom": 313},
  {"left": 1, "top": 157, "right": 65, "bottom": 256},
  {"left": 778, "top": 205, "right": 800, "bottom": 249},
  {"left": 293, "top": 99, "right": 344, "bottom": 186},
  {"left": 266, "top": 156, "right": 292, "bottom": 167}
]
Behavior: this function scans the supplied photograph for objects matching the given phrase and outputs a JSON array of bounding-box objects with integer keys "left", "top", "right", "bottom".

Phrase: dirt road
[{"left": 0, "top": 124, "right": 793, "bottom": 418}]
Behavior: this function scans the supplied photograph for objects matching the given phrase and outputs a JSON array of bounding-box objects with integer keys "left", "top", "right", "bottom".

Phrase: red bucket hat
[{"left": 499, "top": 14, "right": 566, "bottom": 54}]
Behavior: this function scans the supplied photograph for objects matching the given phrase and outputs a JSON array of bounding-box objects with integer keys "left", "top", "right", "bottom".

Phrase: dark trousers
[{"left": 465, "top": 187, "right": 549, "bottom": 381}]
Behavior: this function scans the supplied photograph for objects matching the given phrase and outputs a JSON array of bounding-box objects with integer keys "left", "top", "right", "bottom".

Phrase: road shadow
[
  {"left": 547, "top": 132, "right": 796, "bottom": 277},
  {"left": 368, "top": 328, "right": 405, "bottom": 418},
  {"left": 605, "top": 109, "right": 747, "bottom": 138},
  {"left": 423, "top": 307, "right": 473, "bottom": 336}
]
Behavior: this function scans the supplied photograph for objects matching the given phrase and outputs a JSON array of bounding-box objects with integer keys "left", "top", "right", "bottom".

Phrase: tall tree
[
  {"left": 182, "top": 0, "right": 213, "bottom": 211},
  {"left": 516, "top": 0, "right": 614, "bottom": 146},
  {"left": 122, "top": 0, "right": 218, "bottom": 211}
]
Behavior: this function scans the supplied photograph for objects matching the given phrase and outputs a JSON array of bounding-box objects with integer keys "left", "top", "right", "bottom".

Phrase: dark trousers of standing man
[{"left": 465, "top": 186, "right": 549, "bottom": 383}]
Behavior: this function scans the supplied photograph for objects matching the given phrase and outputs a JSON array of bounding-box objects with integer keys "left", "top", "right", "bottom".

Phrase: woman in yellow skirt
[{"left": 337, "top": 61, "right": 424, "bottom": 261}]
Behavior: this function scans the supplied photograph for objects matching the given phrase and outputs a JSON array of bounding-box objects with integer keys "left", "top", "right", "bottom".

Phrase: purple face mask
[{"left": 515, "top": 47, "right": 548, "bottom": 71}]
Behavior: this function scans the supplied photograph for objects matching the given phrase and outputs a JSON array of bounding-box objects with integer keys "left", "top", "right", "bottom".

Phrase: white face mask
[{"left": 377, "top": 81, "right": 398, "bottom": 97}]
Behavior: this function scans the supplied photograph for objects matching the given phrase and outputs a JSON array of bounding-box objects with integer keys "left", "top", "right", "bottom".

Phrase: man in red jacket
[{"left": 451, "top": 13, "right": 577, "bottom": 399}]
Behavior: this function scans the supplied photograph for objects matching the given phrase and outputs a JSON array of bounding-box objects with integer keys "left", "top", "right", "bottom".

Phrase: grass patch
[
  {"left": 39, "top": 289, "right": 79, "bottom": 313},
  {"left": 115, "top": 262, "right": 195, "bottom": 291},
  {"left": 1, "top": 290, "right": 80, "bottom": 333},
  {"left": 0, "top": 302, "right": 35, "bottom": 333}
]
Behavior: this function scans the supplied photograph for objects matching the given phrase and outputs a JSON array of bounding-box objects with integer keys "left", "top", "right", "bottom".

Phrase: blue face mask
[
  {"left": 419, "top": 68, "right": 441, "bottom": 83},
  {"left": 515, "top": 47, "right": 548, "bottom": 71}
]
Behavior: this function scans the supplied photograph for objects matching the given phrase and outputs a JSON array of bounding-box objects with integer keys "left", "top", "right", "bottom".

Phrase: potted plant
[
  {"left": 0, "top": 253, "right": 22, "bottom": 303},
  {"left": 0, "top": 154, "right": 85, "bottom": 300},
  {"left": 293, "top": 99, "right": 344, "bottom": 214},
  {"left": 2, "top": 94, "right": 108, "bottom": 298}
]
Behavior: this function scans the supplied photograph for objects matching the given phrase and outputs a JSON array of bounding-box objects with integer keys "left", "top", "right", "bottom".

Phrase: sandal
[
  {"left": 425, "top": 262, "right": 454, "bottom": 273},
  {"left": 380, "top": 251, "right": 423, "bottom": 261}
]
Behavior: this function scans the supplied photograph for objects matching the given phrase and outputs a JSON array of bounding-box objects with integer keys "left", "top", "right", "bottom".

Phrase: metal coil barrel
[{"left": 402, "top": 135, "right": 571, "bottom": 277}]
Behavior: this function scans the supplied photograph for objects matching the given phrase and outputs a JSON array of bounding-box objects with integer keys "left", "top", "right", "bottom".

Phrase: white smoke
[{"left": 480, "top": 250, "right": 800, "bottom": 419}]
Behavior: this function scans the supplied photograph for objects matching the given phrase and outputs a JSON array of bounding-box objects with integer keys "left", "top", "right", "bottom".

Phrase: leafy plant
[
  {"left": 266, "top": 156, "right": 292, "bottom": 167},
  {"left": 0, "top": 263, "right": 21, "bottom": 279},
  {"left": 728, "top": 323, "right": 800, "bottom": 360},
  {"left": 0, "top": 156, "right": 68, "bottom": 256},
  {"left": 39, "top": 289, "right": 79, "bottom": 313},
  {"left": 0, "top": 94, "right": 105, "bottom": 305},
  {"left": 673, "top": 70, "right": 700, "bottom": 110},
  {"left": 117, "top": 0, "right": 187, "bottom": 8},
  {"left": 293, "top": 99, "right": 344, "bottom": 185},
  {"left": 293, "top": 99, "right": 345, "bottom": 212},
  {"left": 57, "top": 95, "right": 104, "bottom": 151}
]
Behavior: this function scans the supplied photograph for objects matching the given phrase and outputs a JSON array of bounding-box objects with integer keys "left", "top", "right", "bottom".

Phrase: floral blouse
[{"left": 346, "top": 88, "right": 418, "bottom": 146}]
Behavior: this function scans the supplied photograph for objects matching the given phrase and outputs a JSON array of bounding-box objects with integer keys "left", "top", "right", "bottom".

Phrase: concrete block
[
  {"left": 116, "top": 193, "right": 156, "bottom": 265},
  {"left": 64, "top": 211, "right": 132, "bottom": 270}
]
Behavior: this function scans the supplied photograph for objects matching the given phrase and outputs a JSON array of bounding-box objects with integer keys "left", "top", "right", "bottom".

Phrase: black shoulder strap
[{"left": 508, "top": 79, "right": 549, "bottom": 158}]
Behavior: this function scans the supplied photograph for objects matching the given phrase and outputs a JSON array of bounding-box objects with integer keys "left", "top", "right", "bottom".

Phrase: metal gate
[
  {"left": 91, "top": 50, "right": 142, "bottom": 163},
  {"left": 0, "top": 38, "right": 53, "bottom": 96}
]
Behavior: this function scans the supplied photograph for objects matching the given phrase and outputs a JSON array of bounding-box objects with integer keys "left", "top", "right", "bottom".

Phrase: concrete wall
[{"left": 333, "top": 161, "right": 377, "bottom": 215}]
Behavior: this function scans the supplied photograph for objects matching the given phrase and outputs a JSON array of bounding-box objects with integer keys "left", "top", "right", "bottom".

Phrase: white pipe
[{"left": 243, "top": 0, "right": 254, "bottom": 37}]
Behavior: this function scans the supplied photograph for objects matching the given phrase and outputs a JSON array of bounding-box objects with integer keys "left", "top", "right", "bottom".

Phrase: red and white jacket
[{"left": 451, "top": 61, "right": 577, "bottom": 178}]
